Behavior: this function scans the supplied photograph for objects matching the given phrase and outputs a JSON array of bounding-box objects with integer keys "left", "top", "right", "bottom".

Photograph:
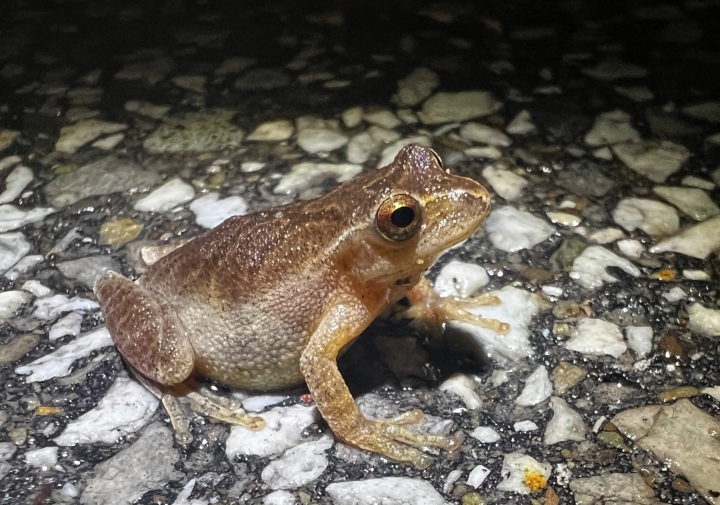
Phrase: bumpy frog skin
[{"left": 95, "top": 144, "right": 508, "bottom": 468}]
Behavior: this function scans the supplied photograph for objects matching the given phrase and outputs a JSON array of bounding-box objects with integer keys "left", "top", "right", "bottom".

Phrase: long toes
[
  {"left": 379, "top": 423, "right": 462, "bottom": 451},
  {"left": 363, "top": 436, "right": 433, "bottom": 469},
  {"left": 385, "top": 409, "right": 424, "bottom": 426}
]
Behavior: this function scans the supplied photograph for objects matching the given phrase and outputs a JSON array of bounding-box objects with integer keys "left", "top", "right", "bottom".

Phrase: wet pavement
[{"left": 1, "top": 0, "right": 720, "bottom": 504}]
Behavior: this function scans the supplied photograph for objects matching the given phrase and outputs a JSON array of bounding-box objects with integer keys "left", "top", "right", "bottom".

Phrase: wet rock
[
  {"left": 439, "top": 374, "right": 482, "bottom": 410},
  {"left": 551, "top": 362, "right": 587, "bottom": 395},
  {"left": 0, "top": 333, "right": 39, "bottom": 364},
  {"left": 556, "top": 168, "right": 615, "bottom": 198},
  {"left": 481, "top": 166, "right": 527, "bottom": 201},
  {"left": 99, "top": 219, "right": 143, "bottom": 247},
  {"left": 470, "top": 426, "right": 501, "bottom": 443},
  {"left": 296, "top": 128, "right": 348, "bottom": 154},
  {"left": 650, "top": 215, "right": 720, "bottom": 259},
  {"left": 569, "top": 472, "right": 656, "bottom": 504},
  {"left": 190, "top": 193, "right": 248, "bottom": 229},
  {"left": 0, "top": 204, "right": 56, "bottom": 233},
  {"left": 143, "top": 111, "right": 245, "bottom": 154},
  {"left": 653, "top": 186, "right": 720, "bottom": 221},
  {"left": 516, "top": 366, "right": 552, "bottom": 407},
  {"left": 363, "top": 109, "right": 400, "bottom": 129},
  {"left": 565, "top": 319, "right": 626, "bottom": 358},
  {"left": 55, "top": 119, "right": 127, "bottom": 153},
  {"left": 57, "top": 256, "right": 120, "bottom": 287},
  {"left": 55, "top": 375, "right": 159, "bottom": 445},
  {"left": 0, "top": 130, "right": 20, "bottom": 152},
  {"left": 687, "top": 302, "right": 720, "bottom": 337},
  {"left": 625, "top": 326, "right": 653, "bottom": 357},
  {"left": 392, "top": 67, "right": 440, "bottom": 106},
  {"left": 581, "top": 58, "right": 648, "bottom": 81},
  {"left": 326, "top": 477, "right": 449, "bottom": 505},
  {"left": 0, "top": 290, "right": 32, "bottom": 322},
  {"left": 341, "top": 106, "right": 364, "bottom": 129},
  {"left": 496, "top": 452, "right": 551, "bottom": 494},
  {"left": 134, "top": 178, "right": 195, "bottom": 212},
  {"left": 247, "top": 120, "right": 294, "bottom": 142},
  {"left": 214, "top": 56, "right": 255, "bottom": 76},
  {"left": 612, "top": 198, "right": 680, "bottom": 236},
  {"left": 506, "top": 110, "right": 536, "bottom": 135},
  {"left": 15, "top": 327, "right": 112, "bottom": 382},
  {"left": 515, "top": 420, "right": 539, "bottom": 432},
  {"left": 226, "top": 405, "right": 319, "bottom": 459},
  {"left": 682, "top": 101, "right": 720, "bottom": 123},
  {"left": 467, "top": 465, "right": 491, "bottom": 488},
  {"left": 34, "top": 293, "right": 98, "bottom": 320},
  {"left": 434, "top": 260, "right": 489, "bottom": 298},
  {"left": 612, "top": 400, "right": 720, "bottom": 504},
  {"left": 80, "top": 422, "right": 183, "bottom": 505},
  {"left": 614, "top": 85, "right": 654, "bottom": 102},
  {"left": 418, "top": 91, "right": 502, "bottom": 124},
  {"left": 261, "top": 435, "right": 333, "bottom": 490},
  {"left": 485, "top": 206, "right": 555, "bottom": 252},
  {"left": 4, "top": 255, "right": 43, "bottom": 280},
  {"left": 49, "top": 312, "right": 83, "bottom": 341},
  {"left": 612, "top": 141, "right": 690, "bottom": 183},
  {"left": 263, "top": 490, "right": 296, "bottom": 505},
  {"left": 171, "top": 74, "right": 206, "bottom": 94},
  {"left": 25, "top": 447, "right": 58, "bottom": 469},
  {"left": 115, "top": 54, "right": 174, "bottom": 85},
  {"left": 234, "top": 68, "right": 290, "bottom": 90},
  {"left": 658, "top": 386, "right": 700, "bottom": 403},
  {"left": 584, "top": 110, "right": 640, "bottom": 147},
  {"left": 682, "top": 176, "right": 715, "bottom": 190},
  {"left": 617, "top": 239, "right": 645, "bottom": 259},
  {"left": 45, "top": 155, "right": 161, "bottom": 207},
  {"left": 570, "top": 245, "right": 640, "bottom": 289},
  {"left": 274, "top": 162, "right": 362, "bottom": 195},
  {"left": 0, "top": 164, "right": 33, "bottom": 204},
  {"left": 544, "top": 397, "right": 586, "bottom": 444},
  {"left": 0, "top": 232, "right": 31, "bottom": 274},
  {"left": 460, "top": 123, "right": 511, "bottom": 146}
]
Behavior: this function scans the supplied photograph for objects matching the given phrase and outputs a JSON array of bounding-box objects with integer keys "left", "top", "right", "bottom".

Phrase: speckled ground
[{"left": 1, "top": 1, "right": 719, "bottom": 504}]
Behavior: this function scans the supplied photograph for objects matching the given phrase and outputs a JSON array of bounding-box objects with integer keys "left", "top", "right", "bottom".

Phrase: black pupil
[{"left": 390, "top": 206, "right": 415, "bottom": 228}]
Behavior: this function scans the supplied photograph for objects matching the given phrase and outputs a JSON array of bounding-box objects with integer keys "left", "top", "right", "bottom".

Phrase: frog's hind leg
[{"left": 94, "top": 271, "right": 195, "bottom": 385}]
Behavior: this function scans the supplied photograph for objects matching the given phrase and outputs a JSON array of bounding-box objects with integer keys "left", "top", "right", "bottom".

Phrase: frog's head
[{"left": 345, "top": 143, "right": 491, "bottom": 284}]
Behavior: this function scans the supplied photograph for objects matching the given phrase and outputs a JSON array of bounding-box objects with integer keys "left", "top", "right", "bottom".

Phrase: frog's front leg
[
  {"left": 300, "top": 296, "right": 460, "bottom": 469},
  {"left": 404, "top": 278, "right": 510, "bottom": 334},
  {"left": 95, "top": 271, "right": 264, "bottom": 443}
]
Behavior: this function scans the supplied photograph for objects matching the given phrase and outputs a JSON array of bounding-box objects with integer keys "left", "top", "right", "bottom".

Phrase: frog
[{"left": 94, "top": 144, "right": 509, "bottom": 469}]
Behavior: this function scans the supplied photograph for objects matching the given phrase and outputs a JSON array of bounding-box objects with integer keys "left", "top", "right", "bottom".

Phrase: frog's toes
[{"left": 186, "top": 392, "right": 265, "bottom": 430}]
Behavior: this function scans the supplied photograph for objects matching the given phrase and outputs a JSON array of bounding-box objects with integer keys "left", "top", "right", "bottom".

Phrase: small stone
[
  {"left": 0, "top": 130, "right": 20, "bottom": 152},
  {"left": 467, "top": 465, "right": 491, "bottom": 488},
  {"left": 682, "top": 175, "right": 715, "bottom": 190},
  {"left": 658, "top": 386, "right": 701, "bottom": 403},
  {"left": 100, "top": 219, "right": 143, "bottom": 247},
  {"left": 134, "top": 178, "right": 195, "bottom": 212},
  {"left": 274, "top": 162, "right": 362, "bottom": 195},
  {"left": 584, "top": 110, "right": 640, "bottom": 146},
  {"left": 597, "top": 431, "right": 631, "bottom": 452},
  {"left": 0, "top": 232, "right": 31, "bottom": 274},
  {"left": 565, "top": 318, "right": 626, "bottom": 358},
  {"left": 546, "top": 211, "right": 581, "bottom": 227},
  {"left": 653, "top": 186, "right": 720, "bottom": 221},
  {"left": 544, "top": 397, "right": 586, "bottom": 444},
  {"left": 460, "top": 123, "right": 511, "bottom": 146},
  {"left": 189, "top": 193, "right": 248, "bottom": 229},
  {"left": 506, "top": 110, "right": 536, "bottom": 135},
  {"left": 439, "top": 374, "right": 482, "bottom": 410},
  {"left": 582, "top": 58, "right": 648, "bottom": 81},
  {"left": 363, "top": 109, "right": 400, "bottom": 129},
  {"left": 124, "top": 100, "right": 171, "bottom": 120},
  {"left": 464, "top": 146, "right": 502, "bottom": 160},
  {"left": 612, "top": 140, "right": 690, "bottom": 183},
  {"left": 650, "top": 215, "right": 720, "bottom": 259},
  {"left": 470, "top": 427, "right": 501, "bottom": 443},
  {"left": 496, "top": 453, "right": 551, "bottom": 494},
  {"left": 484, "top": 207, "right": 555, "bottom": 252},
  {"left": 625, "top": 326, "right": 653, "bottom": 357},
  {"left": 683, "top": 269, "right": 710, "bottom": 280},
  {"left": 0, "top": 290, "right": 32, "bottom": 323},
  {"left": 514, "top": 420, "right": 539, "bottom": 432},
  {"left": 260, "top": 435, "right": 333, "bottom": 490},
  {"left": 516, "top": 366, "right": 552, "bottom": 407},
  {"left": 263, "top": 490, "right": 296, "bottom": 505},
  {"left": 115, "top": 54, "right": 174, "bottom": 85},
  {"left": 0, "top": 165, "right": 33, "bottom": 205},
  {"left": 55, "top": 119, "right": 127, "bottom": 153},
  {"left": 234, "top": 68, "right": 290, "bottom": 90},
  {"left": 326, "top": 477, "right": 448, "bottom": 505},
  {"left": 49, "top": 312, "right": 83, "bottom": 341},
  {"left": 687, "top": 303, "right": 720, "bottom": 337},
  {"left": 612, "top": 198, "right": 679, "bottom": 235},
  {"left": 21, "top": 280, "right": 51, "bottom": 297},
  {"left": 341, "top": 106, "right": 364, "bottom": 129},
  {"left": 418, "top": 91, "right": 502, "bottom": 124},
  {"left": 570, "top": 245, "right": 640, "bottom": 290},
  {"left": 663, "top": 286, "right": 686, "bottom": 302},
  {"left": 617, "top": 239, "right": 644, "bottom": 259},
  {"left": 0, "top": 333, "right": 39, "bottom": 364},
  {"left": 57, "top": 256, "right": 121, "bottom": 287},
  {"left": 143, "top": 111, "right": 245, "bottom": 154},
  {"left": 392, "top": 67, "right": 440, "bottom": 107},
  {"left": 614, "top": 85, "right": 654, "bottom": 102},
  {"left": 171, "top": 74, "right": 206, "bottom": 93},
  {"left": 481, "top": 167, "right": 527, "bottom": 201},
  {"left": 91, "top": 133, "right": 124, "bottom": 150},
  {"left": 0, "top": 205, "right": 56, "bottom": 233},
  {"left": 570, "top": 473, "right": 655, "bottom": 505},
  {"left": 214, "top": 56, "right": 256, "bottom": 76},
  {"left": 247, "top": 120, "right": 294, "bottom": 142},
  {"left": 434, "top": 260, "right": 489, "bottom": 298},
  {"left": 550, "top": 362, "right": 587, "bottom": 395},
  {"left": 683, "top": 101, "right": 720, "bottom": 123},
  {"left": 25, "top": 447, "right": 58, "bottom": 469},
  {"left": 296, "top": 128, "right": 348, "bottom": 154}
]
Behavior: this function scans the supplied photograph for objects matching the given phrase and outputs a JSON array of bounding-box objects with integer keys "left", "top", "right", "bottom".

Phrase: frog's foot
[
  {"left": 346, "top": 411, "right": 462, "bottom": 469},
  {"left": 405, "top": 278, "right": 510, "bottom": 335},
  {"left": 185, "top": 391, "right": 265, "bottom": 430},
  {"left": 162, "top": 394, "right": 194, "bottom": 445}
]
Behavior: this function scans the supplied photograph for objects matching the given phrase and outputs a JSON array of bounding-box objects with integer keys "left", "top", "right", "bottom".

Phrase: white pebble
[
  {"left": 683, "top": 269, "right": 711, "bottom": 281},
  {"left": 496, "top": 453, "right": 552, "bottom": 494},
  {"left": 542, "top": 285, "right": 563, "bottom": 297},
  {"left": 0, "top": 204, "right": 56, "bottom": 233},
  {"left": 263, "top": 490, "right": 296, "bottom": 505},
  {"left": 625, "top": 326, "right": 653, "bottom": 357},
  {"left": 24, "top": 447, "right": 58, "bottom": 469},
  {"left": 584, "top": 110, "right": 640, "bottom": 147},
  {"left": 587, "top": 227, "right": 625, "bottom": 244},
  {"left": 612, "top": 197, "right": 679, "bottom": 236},
  {"left": 460, "top": 122, "right": 511, "bottom": 146},
  {"left": 33, "top": 294, "right": 99, "bottom": 321},
  {"left": 274, "top": 162, "right": 362, "bottom": 195},
  {"left": 4, "top": 254, "right": 43, "bottom": 280},
  {"left": 434, "top": 260, "right": 489, "bottom": 298},
  {"left": 261, "top": 435, "right": 333, "bottom": 490},
  {"left": 0, "top": 232, "right": 32, "bottom": 274},
  {"left": 467, "top": 465, "right": 491, "bottom": 488},
  {"left": 363, "top": 109, "right": 400, "bottom": 129},
  {"left": 61, "top": 483, "right": 79, "bottom": 497},
  {"left": 470, "top": 426, "right": 501, "bottom": 443},
  {"left": 565, "top": 318, "right": 626, "bottom": 358},
  {"left": 189, "top": 193, "right": 248, "bottom": 229},
  {"left": 687, "top": 303, "right": 720, "bottom": 337},
  {"left": 0, "top": 165, "right": 33, "bottom": 204},
  {"left": 296, "top": 128, "right": 348, "bottom": 154},
  {"left": 134, "top": 178, "right": 195, "bottom": 213},
  {"left": 481, "top": 166, "right": 527, "bottom": 201},
  {"left": 242, "top": 395, "right": 289, "bottom": 413},
  {"left": 484, "top": 206, "right": 555, "bottom": 252},
  {"left": 21, "top": 280, "right": 52, "bottom": 297},
  {"left": 49, "top": 312, "right": 84, "bottom": 341},
  {"left": 663, "top": 286, "right": 686, "bottom": 302},
  {"left": 616, "top": 239, "right": 644, "bottom": 259},
  {"left": 514, "top": 420, "right": 539, "bottom": 432},
  {"left": 326, "top": 477, "right": 448, "bottom": 505},
  {"left": 544, "top": 397, "right": 586, "bottom": 444},
  {"left": 570, "top": 245, "right": 640, "bottom": 290},
  {"left": 516, "top": 366, "right": 552, "bottom": 406},
  {"left": 0, "top": 290, "right": 32, "bottom": 322},
  {"left": 506, "top": 110, "right": 536, "bottom": 135},
  {"left": 247, "top": 120, "right": 294, "bottom": 142},
  {"left": 439, "top": 374, "right": 482, "bottom": 410}
]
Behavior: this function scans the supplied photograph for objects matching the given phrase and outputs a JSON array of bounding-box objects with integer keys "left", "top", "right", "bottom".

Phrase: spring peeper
[{"left": 95, "top": 144, "right": 508, "bottom": 468}]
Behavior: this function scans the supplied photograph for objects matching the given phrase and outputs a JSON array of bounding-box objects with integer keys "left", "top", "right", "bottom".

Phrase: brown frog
[{"left": 95, "top": 144, "right": 508, "bottom": 468}]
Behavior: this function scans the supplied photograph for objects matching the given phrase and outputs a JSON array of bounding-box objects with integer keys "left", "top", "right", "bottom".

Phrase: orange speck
[
  {"left": 35, "top": 406, "right": 63, "bottom": 416},
  {"left": 524, "top": 470, "right": 548, "bottom": 492},
  {"left": 300, "top": 394, "right": 314, "bottom": 404},
  {"left": 656, "top": 269, "right": 676, "bottom": 281}
]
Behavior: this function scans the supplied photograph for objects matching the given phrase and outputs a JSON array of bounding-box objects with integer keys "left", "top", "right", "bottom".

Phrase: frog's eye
[
  {"left": 376, "top": 194, "right": 423, "bottom": 241},
  {"left": 429, "top": 148, "right": 443, "bottom": 168}
]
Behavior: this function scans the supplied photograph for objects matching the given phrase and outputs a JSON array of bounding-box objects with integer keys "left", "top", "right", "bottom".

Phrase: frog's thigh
[
  {"left": 94, "top": 271, "right": 194, "bottom": 385},
  {"left": 300, "top": 297, "right": 459, "bottom": 469}
]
